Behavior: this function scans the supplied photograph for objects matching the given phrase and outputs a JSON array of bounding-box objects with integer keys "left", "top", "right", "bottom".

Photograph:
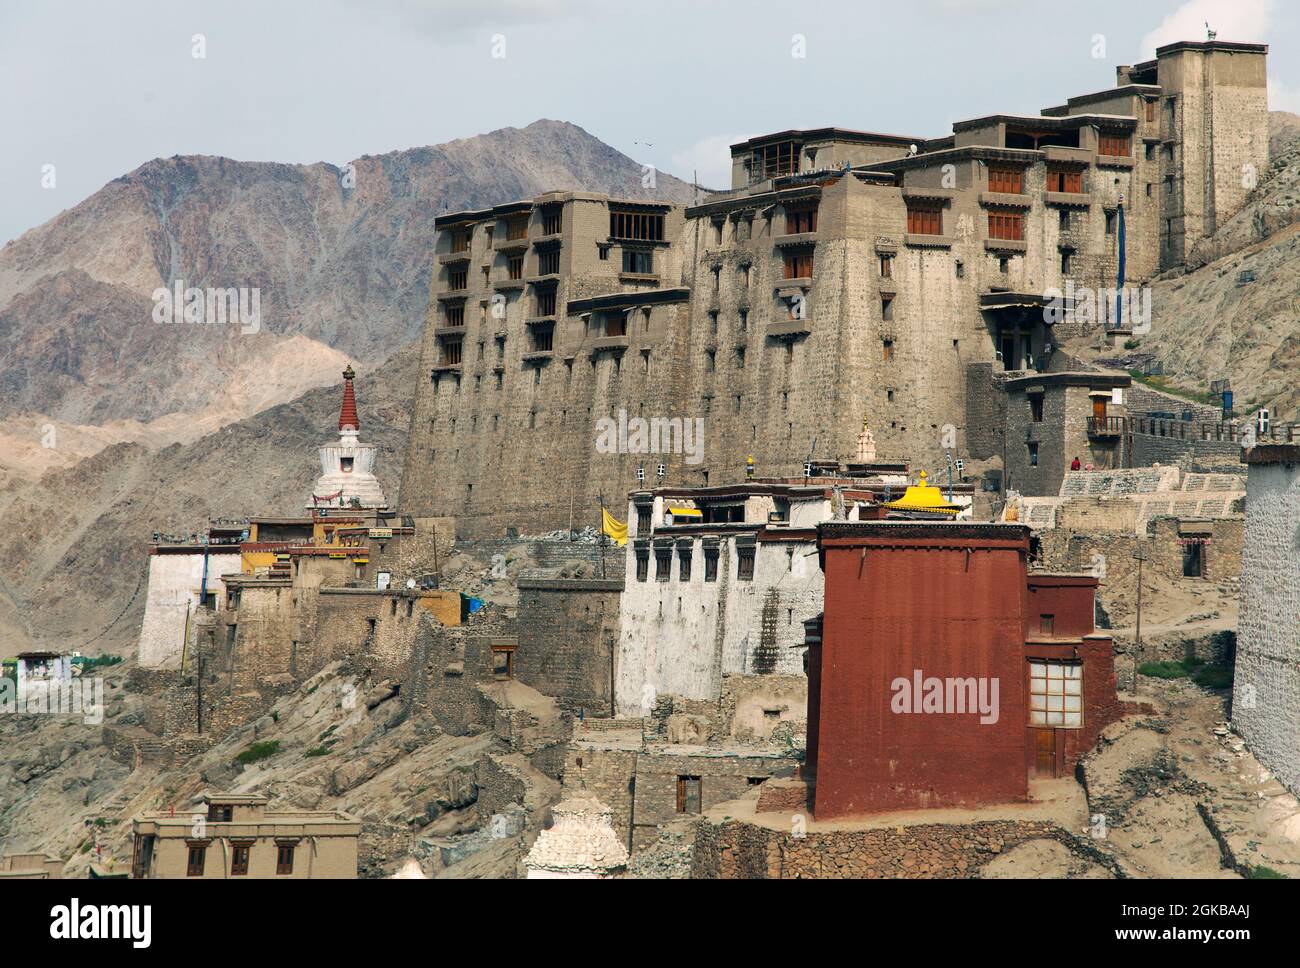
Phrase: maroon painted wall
[{"left": 814, "top": 525, "right": 1033, "bottom": 818}]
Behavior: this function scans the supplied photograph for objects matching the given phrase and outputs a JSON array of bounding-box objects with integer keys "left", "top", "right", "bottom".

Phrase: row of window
[
  {"left": 186, "top": 841, "right": 295, "bottom": 876},
  {"left": 446, "top": 204, "right": 658, "bottom": 255},
  {"left": 635, "top": 543, "right": 755, "bottom": 583}
]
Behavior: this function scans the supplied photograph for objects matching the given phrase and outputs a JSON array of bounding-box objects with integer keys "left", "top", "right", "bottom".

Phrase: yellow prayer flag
[{"left": 601, "top": 508, "right": 628, "bottom": 546}]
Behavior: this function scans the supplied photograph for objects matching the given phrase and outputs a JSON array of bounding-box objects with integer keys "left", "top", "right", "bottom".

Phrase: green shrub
[
  {"left": 1139, "top": 658, "right": 1232, "bottom": 690},
  {"left": 1138, "top": 660, "right": 1189, "bottom": 679},
  {"left": 304, "top": 746, "right": 331, "bottom": 758},
  {"left": 1247, "top": 865, "right": 1287, "bottom": 879},
  {"left": 235, "top": 740, "right": 281, "bottom": 765},
  {"left": 78, "top": 653, "right": 124, "bottom": 671},
  {"left": 1192, "top": 664, "right": 1233, "bottom": 690}
]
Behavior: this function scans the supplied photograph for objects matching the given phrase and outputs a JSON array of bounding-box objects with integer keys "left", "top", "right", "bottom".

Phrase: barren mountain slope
[
  {"left": 0, "top": 120, "right": 695, "bottom": 458},
  {"left": 0, "top": 344, "right": 418, "bottom": 653},
  {"left": 1063, "top": 112, "right": 1300, "bottom": 418}
]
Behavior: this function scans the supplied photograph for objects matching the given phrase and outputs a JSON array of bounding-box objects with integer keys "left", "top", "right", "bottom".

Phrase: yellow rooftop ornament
[{"left": 883, "top": 470, "right": 964, "bottom": 516}]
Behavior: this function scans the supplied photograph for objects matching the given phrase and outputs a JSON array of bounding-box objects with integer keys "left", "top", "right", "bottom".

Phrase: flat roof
[
  {"left": 435, "top": 192, "right": 674, "bottom": 229},
  {"left": 952, "top": 112, "right": 1138, "bottom": 133},
  {"left": 1155, "top": 40, "right": 1267, "bottom": 56},
  {"left": 731, "top": 127, "right": 926, "bottom": 153},
  {"left": 1003, "top": 371, "right": 1131, "bottom": 391},
  {"left": 1243, "top": 444, "right": 1300, "bottom": 465},
  {"left": 819, "top": 521, "right": 1030, "bottom": 541}
]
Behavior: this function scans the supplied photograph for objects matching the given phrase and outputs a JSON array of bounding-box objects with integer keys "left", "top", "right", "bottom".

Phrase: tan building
[
  {"left": 399, "top": 39, "right": 1268, "bottom": 536},
  {"left": 0, "top": 852, "right": 64, "bottom": 879},
  {"left": 131, "top": 793, "right": 360, "bottom": 879}
]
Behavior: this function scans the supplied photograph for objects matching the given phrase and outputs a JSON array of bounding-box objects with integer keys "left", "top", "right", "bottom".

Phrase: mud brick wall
[
  {"left": 229, "top": 586, "right": 297, "bottom": 691},
  {"left": 515, "top": 578, "right": 622, "bottom": 717},
  {"left": 560, "top": 747, "right": 637, "bottom": 847},
  {"left": 691, "top": 818, "right": 1119, "bottom": 879},
  {"left": 629, "top": 753, "right": 796, "bottom": 850},
  {"left": 314, "top": 590, "right": 461, "bottom": 683},
  {"left": 408, "top": 608, "right": 516, "bottom": 736},
  {"left": 964, "top": 363, "right": 1006, "bottom": 460},
  {"left": 1129, "top": 431, "right": 1241, "bottom": 470},
  {"left": 369, "top": 518, "right": 456, "bottom": 583}
]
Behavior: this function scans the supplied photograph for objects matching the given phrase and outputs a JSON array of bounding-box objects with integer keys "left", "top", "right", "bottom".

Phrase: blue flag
[{"left": 1115, "top": 202, "right": 1126, "bottom": 328}]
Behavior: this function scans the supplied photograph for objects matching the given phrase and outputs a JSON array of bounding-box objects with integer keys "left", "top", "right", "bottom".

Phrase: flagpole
[{"left": 598, "top": 491, "right": 608, "bottom": 579}]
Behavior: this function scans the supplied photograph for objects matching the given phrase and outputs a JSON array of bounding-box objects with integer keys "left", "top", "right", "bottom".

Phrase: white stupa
[
  {"left": 855, "top": 415, "right": 877, "bottom": 463},
  {"left": 308, "top": 365, "right": 388, "bottom": 511},
  {"left": 523, "top": 796, "right": 629, "bottom": 879}
]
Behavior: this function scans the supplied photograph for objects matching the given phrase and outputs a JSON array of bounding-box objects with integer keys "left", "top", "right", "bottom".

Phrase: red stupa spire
[{"left": 339, "top": 364, "right": 359, "bottom": 432}]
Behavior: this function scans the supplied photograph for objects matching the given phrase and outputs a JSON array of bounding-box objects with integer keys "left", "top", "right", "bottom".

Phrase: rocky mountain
[
  {"left": 1060, "top": 112, "right": 1300, "bottom": 421},
  {"left": 0, "top": 120, "right": 696, "bottom": 474},
  {"left": 1122, "top": 112, "right": 1300, "bottom": 419}
]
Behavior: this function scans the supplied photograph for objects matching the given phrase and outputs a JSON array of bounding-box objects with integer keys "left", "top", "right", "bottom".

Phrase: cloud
[
  {"left": 334, "top": 0, "right": 591, "bottom": 37},
  {"left": 671, "top": 133, "right": 748, "bottom": 192},
  {"left": 1139, "top": 0, "right": 1274, "bottom": 58}
]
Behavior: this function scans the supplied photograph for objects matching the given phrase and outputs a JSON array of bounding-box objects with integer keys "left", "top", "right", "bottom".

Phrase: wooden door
[
  {"left": 1032, "top": 729, "right": 1057, "bottom": 778},
  {"left": 1093, "top": 398, "right": 1108, "bottom": 421}
]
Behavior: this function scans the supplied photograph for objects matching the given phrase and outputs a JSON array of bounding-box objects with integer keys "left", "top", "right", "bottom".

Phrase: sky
[{"left": 2, "top": 0, "right": 1298, "bottom": 244}]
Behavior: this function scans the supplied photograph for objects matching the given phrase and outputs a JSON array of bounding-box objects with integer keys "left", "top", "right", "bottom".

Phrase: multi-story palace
[{"left": 400, "top": 40, "right": 1268, "bottom": 536}]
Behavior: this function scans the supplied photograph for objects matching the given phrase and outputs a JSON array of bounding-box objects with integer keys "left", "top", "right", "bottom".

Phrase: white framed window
[{"left": 1029, "top": 661, "right": 1083, "bottom": 728}]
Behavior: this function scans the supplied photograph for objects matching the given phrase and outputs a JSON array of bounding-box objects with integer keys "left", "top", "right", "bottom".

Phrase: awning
[{"left": 667, "top": 507, "right": 702, "bottom": 518}]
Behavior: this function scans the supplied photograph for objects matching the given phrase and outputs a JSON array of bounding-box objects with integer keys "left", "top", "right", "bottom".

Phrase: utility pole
[{"left": 1132, "top": 549, "right": 1147, "bottom": 693}]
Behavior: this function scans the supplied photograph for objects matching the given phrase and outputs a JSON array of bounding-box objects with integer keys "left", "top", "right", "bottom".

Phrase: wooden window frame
[
  {"left": 275, "top": 842, "right": 296, "bottom": 876},
  {"left": 186, "top": 841, "right": 209, "bottom": 877},
  {"left": 906, "top": 202, "right": 943, "bottom": 236},
  {"left": 230, "top": 841, "right": 253, "bottom": 877},
  {"left": 1098, "top": 132, "right": 1131, "bottom": 157},
  {"left": 655, "top": 547, "right": 672, "bottom": 582},
  {"left": 988, "top": 167, "right": 1023, "bottom": 194},
  {"left": 784, "top": 206, "right": 817, "bottom": 235},
  {"left": 1046, "top": 169, "right": 1083, "bottom": 193},
  {"left": 622, "top": 248, "right": 654, "bottom": 274},
  {"left": 988, "top": 208, "right": 1024, "bottom": 242},
  {"left": 783, "top": 251, "right": 814, "bottom": 280},
  {"left": 736, "top": 546, "right": 755, "bottom": 582},
  {"left": 505, "top": 217, "right": 529, "bottom": 241},
  {"left": 609, "top": 210, "right": 665, "bottom": 242}
]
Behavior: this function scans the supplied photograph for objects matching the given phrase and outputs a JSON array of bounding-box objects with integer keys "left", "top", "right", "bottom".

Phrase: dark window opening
[{"left": 737, "top": 546, "right": 755, "bottom": 581}]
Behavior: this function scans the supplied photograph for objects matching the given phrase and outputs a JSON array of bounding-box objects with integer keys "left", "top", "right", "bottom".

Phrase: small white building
[
  {"left": 616, "top": 474, "right": 908, "bottom": 716},
  {"left": 523, "top": 796, "right": 628, "bottom": 879},
  {"left": 137, "top": 543, "right": 241, "bottom": 669}
]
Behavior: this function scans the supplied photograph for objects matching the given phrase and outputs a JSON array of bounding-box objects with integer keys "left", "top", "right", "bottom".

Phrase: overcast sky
[{"left": 3, "top": 0, "right": 1296, "bottom": 243}]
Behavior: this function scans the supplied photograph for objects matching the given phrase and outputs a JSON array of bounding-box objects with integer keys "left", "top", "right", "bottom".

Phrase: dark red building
[{"left": 804, "top": 521, "right": 1128, "bottom": 819}]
